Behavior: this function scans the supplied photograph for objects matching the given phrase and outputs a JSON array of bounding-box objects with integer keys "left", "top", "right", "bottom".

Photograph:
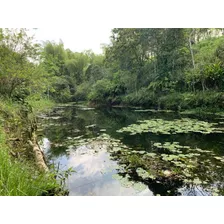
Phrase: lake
[{"left": 37, "top": 103, "right": 224, "bottom": 196}]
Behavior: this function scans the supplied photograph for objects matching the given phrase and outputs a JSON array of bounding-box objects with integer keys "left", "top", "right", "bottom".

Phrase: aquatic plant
[
  {"left": 108, "top": 138, "right": 224, "bottom": 195},
  {"left": 54, "top": 131, "right": 224, "bottom": 196},
  {"left": 116, "top": 118, "right": 222, "bottom": 135}
]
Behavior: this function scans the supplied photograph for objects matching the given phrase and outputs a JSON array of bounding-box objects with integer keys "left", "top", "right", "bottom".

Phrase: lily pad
[
  {"left": 193, "top": 178, "right": 202, "bottom": 185},
  {"left": 116, "top": 118, "right": 220, "bottom": 135},
  {"left": 133, "top": 182, "right": 147, "bottom": 191},
  {"left": 112, "top": 174, "right": 123, "bottom": 180}
]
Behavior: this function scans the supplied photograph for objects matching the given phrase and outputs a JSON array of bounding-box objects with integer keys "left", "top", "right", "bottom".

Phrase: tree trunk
[
  {"left": 201, "top": 79, "right": 205, "bottom": 92},
  {"left": 189, "top": 29, "right": 196, "bottom": 93},
  {"left": 135, "top": 78, "right": 138, "bottom": 96},
  {"left": 189, "top": 29, "right": 196, "bottom": 70}
]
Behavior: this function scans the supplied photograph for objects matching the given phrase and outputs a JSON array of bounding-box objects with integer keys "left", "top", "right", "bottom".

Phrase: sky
[{"left": 30, "top": 27, "right": 113, "bottom": 54}]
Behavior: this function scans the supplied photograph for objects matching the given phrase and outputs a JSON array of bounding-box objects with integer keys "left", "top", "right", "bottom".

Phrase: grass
[
  {"left": 0, "top": 97, "right": 67, "bottom": 195},
  {"left": 0, "top": 97, "right": 21, "bottom": 117},
  {"left": 0, "top": 126, "right": 60, "bottom": 196},
  {"left": 27, "top": 97, "right": 55, "bottom": 115}
]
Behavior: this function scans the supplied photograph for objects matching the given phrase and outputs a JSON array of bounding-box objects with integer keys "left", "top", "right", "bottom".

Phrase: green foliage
[
  {"left": 1, "top": 28, "right": 224, "bottom": 194},
  {"left": 0, "top": 29, "right": 40, "bottom": 100},
  {"left": 88, "top": 79, "right": 115, "bottom": 104},
  {"left": 40, "top": 41, "right": 108, "bottom": 102},
  {"left": 29, "top": 28, "right": 224, "bottom": 110},
  {"left": 0, "top": 126, "right": 61, "bottom": 195},
  {"left": 27, "top": 97, "right": 55, "bottom": 115},
  {"left": 181, "top": 91, "right": 224, "bottom": 109},
  {"left": 127, "top": 155, "right": 144, "bottom": 167},
  {"left": 122, "top": 88, "right": 156, "bottom": 106},
  {"left": 158, "top": 92, "right": 184, "bottom": 110},
  {"left": 108, "top": 131, "right": 224, "bottom": 195},
  {"left": 99, "top": 29, "right": 224, "bottom": 109},
  {"left": 73, "top": 82, "right": 90, "bottom": 101},
  {"left": 117, "top": 118, "right": 220, "bottom": 135}
]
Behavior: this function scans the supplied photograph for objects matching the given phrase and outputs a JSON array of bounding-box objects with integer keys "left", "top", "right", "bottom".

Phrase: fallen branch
[{"left": 28, "top": 133, "right": 48, "bottom": 172}]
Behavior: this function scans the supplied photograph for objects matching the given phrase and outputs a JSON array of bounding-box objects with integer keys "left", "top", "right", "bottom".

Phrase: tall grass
[
  {"left": 0, "top": 97, "right": 62, "bottom": 195},
  {"left": 27, "top": 97, "right": 55, "bottom": 115},
  {"left": 0, "top": 97, "right": 20, "bottom": 117},
  {"left": 0, "top": 126, "right": 59, "bottom": 196}
]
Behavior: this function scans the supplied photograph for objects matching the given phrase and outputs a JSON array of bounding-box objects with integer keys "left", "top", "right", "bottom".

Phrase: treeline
[
  {"left": 41, "top": 41, "right": 106, "bottom": 102},
  {"left": 39, "top": 28, "right": 224, "bottom": 111},
  {"left": 1, "top": 28, "right": 224, "bottom": 111},
  {"left": 103, "top": 28, "right": 224, "bottom": 110}
]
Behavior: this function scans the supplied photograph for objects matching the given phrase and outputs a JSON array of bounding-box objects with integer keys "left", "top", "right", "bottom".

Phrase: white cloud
[{"left": 30, "top": 27, "right": 113, "bottom": 54}]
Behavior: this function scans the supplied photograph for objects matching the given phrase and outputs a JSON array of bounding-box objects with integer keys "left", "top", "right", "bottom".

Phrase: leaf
[
  {"left": 116, "top": 118, "right": 219, "bottom": 135},
  {"left": 133, "top": 182, "right": 147, "bottom": 191},
  {"left": 193, "top": 178, "right": 202, "bottom": 185},
  {"left": 112, "top": 174, "right": 123, "bottom": 180}
]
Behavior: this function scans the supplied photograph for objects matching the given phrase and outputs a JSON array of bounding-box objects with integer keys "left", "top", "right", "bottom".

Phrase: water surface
[{"left": 37, "top": 104, "right": 224, "bottom": 196}]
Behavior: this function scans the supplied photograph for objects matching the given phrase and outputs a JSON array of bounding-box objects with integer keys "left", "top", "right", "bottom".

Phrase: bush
[
  {"left": 182, "top": 91, "right": 224, "bottom": 109},
  {"left": 88, "top": 79, "right": 115, "bottom": 105},
  {"left": 73, "top": 82, "right": 90, "bottom": 101},
  {"left": 122, "top": 87, "right": 157, "bottom": 107},
  {"left": 158, "top": 92, "right": 184, "bottom": 110},
  {"left": 52, "top": 86, "right": 72, "bottom": 103}
]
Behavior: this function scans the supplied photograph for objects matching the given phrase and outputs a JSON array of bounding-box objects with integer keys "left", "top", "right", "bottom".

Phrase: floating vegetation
[
  {"left": 85, "top": 124, "right": 96, "bottom": 128},
  {"left": 132, "top": 182, "right": 148, "bottom": 191},
  {"left": 134, "top": 109, "right": 174, "bottom": 113},
  {"left": 113, "top": 174, "right": 134, "bottom": 188},
  {"left": 112, "top": 173, "right": 147, "bottom": 191},
  {"left": 153, "top": 142, "right": 191, "bottom": 154},
  {"left": 107, "top": 137, "right": 224, "bottom": 195},
  {"left": 74, "top": 104, "right": 95, "bottom": 110},
  {"left": 78, "top": 107, "right": 95, "bottom": 111},
  {"left": 50, "top": 116, "right": 62, "bottom": 120},
  {"left": 163, "top": 170, "right": 172, "bottom": 177},
  {"left": 50, "top": 123, "right": 224, "bottom": 196},
  {"left": 116, "top": 118, "right": 221, "bottom": 135},
  {"left": 112, "top": 174, "right": 123, "bottom": 180},
  {"left": 136, "top": 168, "right": 156, "bottom": 180},
  {"left": 134, "top": 109, "right": 158, "bottom": 112}
]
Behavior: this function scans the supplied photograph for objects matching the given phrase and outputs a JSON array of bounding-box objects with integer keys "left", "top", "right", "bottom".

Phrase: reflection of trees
[
  {"left": 111, "top": 145, "right": 224, "bottom": 196},
  {"left": 183, "top": 185, "right": 210, "bottom": 196},
  {"left": 144, "top": 178, "right": 183, "bottom": 196},
  {"left": 46, "top": 146, "right": 68, "bottom": 159},
  {"left": 38, "top": 105, "right": 224, "bottom": 196}
]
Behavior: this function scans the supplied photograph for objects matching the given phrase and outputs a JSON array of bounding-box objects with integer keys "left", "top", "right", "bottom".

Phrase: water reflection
[
  {"left": 67, "top": 145, "right": 152, "bottom": 196},
  {"left": 37, "top": 104, "right": 224, "bottom": 196}
]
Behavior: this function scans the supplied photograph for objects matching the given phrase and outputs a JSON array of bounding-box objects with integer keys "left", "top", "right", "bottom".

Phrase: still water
[{"left": 37, "top": 104, "right": 224, "bottom": 196}]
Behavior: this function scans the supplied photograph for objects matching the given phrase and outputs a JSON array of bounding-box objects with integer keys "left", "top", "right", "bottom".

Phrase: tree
[{"left": 0, "top": 29, "right": 40, "bottom": 99}]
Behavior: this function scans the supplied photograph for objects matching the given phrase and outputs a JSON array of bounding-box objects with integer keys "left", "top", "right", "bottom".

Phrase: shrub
[
  {"left": 88, "top": 79, "right": 115, "bottom": 105},
  {"left": 182, "top": 91, "right": 224, "bottom": 109},
  {"left": 158, "top": 92, "right": 184, "bottom": 110},
  {"left": 73, "top": 82, "right": 90, "bottom": 101},
  {"left": 122, "top": 87, "right": 157, "bottom": 107}
]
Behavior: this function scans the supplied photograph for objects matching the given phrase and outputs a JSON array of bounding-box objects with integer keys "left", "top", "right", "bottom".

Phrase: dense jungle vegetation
[
  {"left": 0, "top": 28, "right": 224, "bottom": 195},
  {"left": 40, "top": 28, "right": 224, "bottom": 111}
]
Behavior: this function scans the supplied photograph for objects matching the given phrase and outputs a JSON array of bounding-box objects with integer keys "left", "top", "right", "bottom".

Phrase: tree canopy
[{"left": 1, "top": 28, "right": 224, "bottom": 110}]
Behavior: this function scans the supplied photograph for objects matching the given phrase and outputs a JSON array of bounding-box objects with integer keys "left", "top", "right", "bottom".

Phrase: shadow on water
[{"left": 37, "top": 104, "right": 224, "bottom": 196}]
